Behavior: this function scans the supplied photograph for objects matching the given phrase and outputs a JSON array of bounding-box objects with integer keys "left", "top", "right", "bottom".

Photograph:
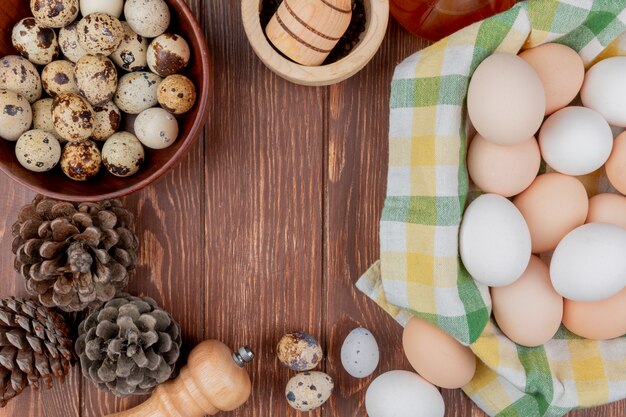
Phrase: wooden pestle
[
  {"left": 265, "top": 0, "right": 353, "bottom": 66},
  {"left": 105, "top": 340, "right": 254, "bottom": 417}
]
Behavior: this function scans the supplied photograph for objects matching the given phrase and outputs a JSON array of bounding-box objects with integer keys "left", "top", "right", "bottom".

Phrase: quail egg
[
  {"left": 285, "top": 372, "right": 334, "bottom": 412},
  {"left": 58, "top": 22, "right": 87, "bottom": 63},
  {"left": 12, "top": 18, "right": 59, "bottom": 65},
  {"left": 135, "top": 107, "right": 178, "bottom": 150},
  {"left": 125, "top": 0, "right": 171, "bottom": 38},
  {"left": 30, "top": 0, "right": 79, "bottom": 28},
  {"left": 77, "top": 13, "right": 124, "bottom": 56},
  {"left": 111, "top": 22, "right": 149, "bottom": 72},
  {"left": 15, "top": 129, "right": 61, "bottom": 172},
  {"left": 92, "top": 101, "right": 121, "bottom": 141},
  {"left": 0, "top": 55, "right": 42, "bottom": 104},
  {"left": 0, "top": 89, "right": 33, "bottom": 141},
  {"left": 340, "top": 328, "right": 380, "bottom": 378},
  {"left": 52, "top": 93, "right": 94, "bottom": 142},
  {"left": 114, "top": 71, "right": 162, "bottom": 114},
  {"left": 102, "top": 132, "right": 145, "bottom": 177},
  {"left": 41, "top": 60, "right": 78, "bottom": 97},
  {"left": 147, "top": 34, "right": 190, "bottom": 77},
  {"left": 80, "top": 0, "right": 123, "bottom": 18},
  {"left": 158, "top": 75, "right": 197, "bottom": 115},
  {"left": 61, "top": 139, "right": 101, "bottom": 181},
  {"left": 75, "top": 55, "right": 118, "bottom": 106},
  {"left": 32, "top": 98, "right": 62, "bottom": 141},
  {"left": 277, "top": 331, "right": 323, "bottom": 371}
]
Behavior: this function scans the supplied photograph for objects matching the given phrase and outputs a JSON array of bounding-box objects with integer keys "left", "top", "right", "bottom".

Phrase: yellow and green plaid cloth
[{"left": 357, "top": 1, "right": 626, "bottom": 416}]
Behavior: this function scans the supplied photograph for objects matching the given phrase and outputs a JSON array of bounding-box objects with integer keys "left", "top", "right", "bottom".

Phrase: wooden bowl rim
[
  {"left": 0, "top": 0, "right": 211, "bottom": 202},
  {"left": 241, "top": 0, "right": 389, "bottom": 86}
]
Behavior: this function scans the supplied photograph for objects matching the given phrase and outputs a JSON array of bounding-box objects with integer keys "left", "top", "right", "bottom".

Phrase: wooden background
[{"left": 0, "top": 1, "right": 624, "bottom": 416}]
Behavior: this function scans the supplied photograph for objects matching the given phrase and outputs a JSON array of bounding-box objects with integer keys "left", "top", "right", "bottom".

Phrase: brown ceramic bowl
[{"left": 0, "top": 0, "right": 210, "bottom": 201}]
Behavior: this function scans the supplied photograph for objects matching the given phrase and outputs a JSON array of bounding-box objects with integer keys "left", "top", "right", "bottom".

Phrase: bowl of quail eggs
[{"left": 0, "top": 0, "right": 210, "bottom": 201}]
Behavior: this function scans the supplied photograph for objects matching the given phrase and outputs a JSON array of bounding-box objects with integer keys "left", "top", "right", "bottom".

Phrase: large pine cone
[
  {"left": 0, "top": 297, "right": 74, "bottom": 407},
  {"left": 76, "top": 294, "right": 181, "bottom": 397},
  {"left": 12, "top": 195, "right": 139, "bottom": 312}
]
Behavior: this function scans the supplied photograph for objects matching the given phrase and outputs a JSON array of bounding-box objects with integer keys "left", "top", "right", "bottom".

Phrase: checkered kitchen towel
[{"left": 357, "top": 1, "right": 626, "bottom": 416}]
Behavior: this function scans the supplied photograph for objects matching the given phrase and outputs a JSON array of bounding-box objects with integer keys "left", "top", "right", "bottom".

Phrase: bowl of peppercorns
[{"left": 241, "top": 0, "right": 389, "bottom": 86}]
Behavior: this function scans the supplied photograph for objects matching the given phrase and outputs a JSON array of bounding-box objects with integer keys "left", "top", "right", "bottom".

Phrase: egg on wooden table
[
  {"left": 459, "top": 194, "right": 531, "bottom": 287},
  {"left": 277, "top": 331, "right": 323, "bottom": 371},
  {"left": 12, "top": 17, "right": 59, "bottom": 65},
  {"left": 0, "top": 89, "right": 32, "bottom": 141},
  {"left": 402, "top": 316, "right": 476, "bottom": 388},
  {"left": 285, "top": 372, "right": 333, "bottom": 412},
  {"left": 581, "top": 56, "right": 626, "bottom": 127},
  {"left": 587, "top": 193, "right": 626, "bottom": 229},
  {"left": 551, "top": 223, "right": 626, "bottom": 302},
  {"left": 491, "top": 256, "right": 563, "bottom": 347},
  {"left": 340, "top": 327, "right": 379, "bottom": 378},
  {"left": 366, "top": 370, "right": 445, "bottom": 417},
  {"left": 0, "top": 55, "right": 42, "bottom": 103}
]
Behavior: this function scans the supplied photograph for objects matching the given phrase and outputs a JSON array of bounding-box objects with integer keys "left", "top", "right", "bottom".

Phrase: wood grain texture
[{"left": 0, "top": 1, "right": 624, "bottom": 417}]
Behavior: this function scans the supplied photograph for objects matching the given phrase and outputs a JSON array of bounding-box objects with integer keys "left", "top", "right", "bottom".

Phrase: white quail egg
[
  {"left": 15, "top": 129, "right": 61, "bottom": 172},
  {"left": 114, "top": 72, "right": 162, "bottom": 114},
  {"left": 147, "top": 34, "right": 190, "bottom": 77},
  {"left": 135, "top": 107, "right": 178, "bottom": 150},
  {"left": 125, "top": 0, "right": 171, "bottom": 38},
  {"left": 12, "top": 18, "right": 59, "bottom": 65},
  {"left": 61, "top": 139, "right": 101, "bottom": 181},
  {"left": 340, "top": 328, "right": 380, "bottom": 378},
  {"left": 41, "top": 60, "right": 78, "bottom": 96},
  {"left": 158, "top": 74, "right": 197, "bottom": 115},
  {"left": 285, "top": 372, "right": 334, "bottom": 412},
  {"left": 75, "top": 55, "right": 118, "bottom": 106},
  {"left": 32, "top": 98, "right": 62, "bottom": 141},
  {"left": 77, "top": 13, "right": 124, "bottom": 56},
  {"left": 0, "top": 89, "right": 33, "bottom": 141},
  {"left": 52, "top": 93, "right": 94, "bottom": 142},
  {"left": 80, "top": 0, "right": 123, "bottom": 18},
  {"left": 30, "top": 0, "right": 79, "bottom": 28},
  {"left": 92, "top": 101, "right": 121, "bottom": 141},
  {"left": 111, "top": 22, "right": 149, "bottom": 72},
  {"left": 58, "top": 22, "right": 87, "bottom": 63},
  {"left": 102, "top": 132, "right": 145, "bottom": 177},
  {"left": 0, "top": 55, "right": 42, "bottom": 103}
]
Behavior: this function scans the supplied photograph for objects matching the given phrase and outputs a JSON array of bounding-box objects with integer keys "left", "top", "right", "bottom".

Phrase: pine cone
[
  {"left": 12, "top": 195, "right": 139, "bottom": 312},
  {"left": 0, "top": 297, "right": 74, "bottom": 407},
  {"left": 75, "top": 294, "right": 181, "bottom": 397}
]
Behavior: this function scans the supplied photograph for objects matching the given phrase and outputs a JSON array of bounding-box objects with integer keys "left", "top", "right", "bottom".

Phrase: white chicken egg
[{"left": 581, "top": 57, "right": 626, "bottom": 127}]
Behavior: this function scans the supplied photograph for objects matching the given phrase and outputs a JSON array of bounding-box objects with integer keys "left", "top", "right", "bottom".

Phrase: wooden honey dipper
[{"left": 105, "top": 341, "right": 254, "bottom": 417}]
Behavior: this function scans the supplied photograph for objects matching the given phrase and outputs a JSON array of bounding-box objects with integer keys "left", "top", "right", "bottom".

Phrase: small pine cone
[
  {"left": 12, "top": 195, "right": 139, "bottom": 312},
  {"left": 0, "top": 297, "right": 74, "bottom": 407},
  {"left": 75, "top": 294, "right": 182, "bottom": 397}
]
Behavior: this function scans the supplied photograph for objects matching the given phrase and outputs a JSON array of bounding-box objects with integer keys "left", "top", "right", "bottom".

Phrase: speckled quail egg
[
  {"left": 340, "top": 328, "right": 379, "bottom": 379},
  {"left": 114, "top": 71, "right": 162, "bottom": 114},
  {"left": 92, "top": 101, "right": 121, "bottom": 141},
  {"left": 61, "top": 139, "right": 101, "bottom": 181},
  {"left": 80, "top": 0, "right": 123, "bottom": 18},
  {"left": 52, "top": 93, "right": 94, "bottom": 142},
  {"left": 32, "top": 98, "right": 62, "bottom": 141},
  {"left": 77, "top": 13, "right": 124, "bottom": 56},
  {"left": 58, "top": 22, "right": 87, "bottom": 63},
  {"left": 102, "top": 132, "right": 145, "bottom": 177},
  {"left": 147, "top": 34, "right": 190, "bottom": 77},
  {"left": 30, "top": 0, "right": 79, "bottom": 28},
  {"left": 111, "top": 22, "right": 149, "bottom": 72},
  {"left": 125, "top": 0, "right": 171, "bottom": 38},
  {"left": 277, "top": 331, "right": 323, "bottom": 371},
  {"left": 12, "top": 18, "right": 59, "bottom": 65},
  {"left": 15, "top": 129, "right": 61, "bottom": 172},
  {"left": 158, "top": 75, "right": 197, "bottom": 115},
  {"left": 41, "top": 60, "right": 78, "bottom": 97},
  {"left": 285, "top": 372, "right": 334, "bottom": 412},
  {"left": 135, "top": 107, "right": 178, "bottom": 150},
  {"left": 0, "top": 89, "right": 33, "bottom": 141},
  {"left": 0, "top": 55, "right": 42, "bottom": 104},
  {"left": 75, "top": 55, "right": 118, "bottom": 106}
]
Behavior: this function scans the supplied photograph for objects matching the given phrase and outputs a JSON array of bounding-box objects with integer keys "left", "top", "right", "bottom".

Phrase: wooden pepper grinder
[
  {"left": 265, "top": 0, "right": 353, "bottom": 66},
  {"left": 105, "top": 341, "right": 254, "bottom": 417}
]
